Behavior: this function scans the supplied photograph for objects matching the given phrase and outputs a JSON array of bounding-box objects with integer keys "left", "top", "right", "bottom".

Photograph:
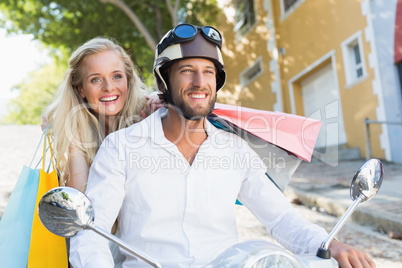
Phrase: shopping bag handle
[
  {"left": 44, "top": 130, "right": 56, "bottom": 172},
  {"left": 30, "top": 126, "right": 49, "bottom": 168},
  {"left": 30, "top": 126, "right": 56, "bottom": 172}
]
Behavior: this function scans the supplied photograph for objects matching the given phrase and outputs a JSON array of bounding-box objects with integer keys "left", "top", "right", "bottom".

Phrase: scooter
[{"left": 38, "top": 158, "right": 383, "bottom": 268}]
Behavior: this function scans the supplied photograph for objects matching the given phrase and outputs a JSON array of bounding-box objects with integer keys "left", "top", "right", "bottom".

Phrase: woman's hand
[
  {"left": 41, "top": 116, "right": 49, "bottom": 131},
  {"left": 140, "top": 93, "right": 164, "bottom": 119}
]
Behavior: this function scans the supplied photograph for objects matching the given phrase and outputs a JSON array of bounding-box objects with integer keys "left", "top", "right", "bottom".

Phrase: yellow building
[{"left": 217, "top": 0, "right": 402, "bottom": 164}]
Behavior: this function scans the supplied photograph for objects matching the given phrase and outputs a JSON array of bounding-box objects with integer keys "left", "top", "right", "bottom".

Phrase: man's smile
[{"left": 188, "top": 92, "right": 208, "bottom": 100}]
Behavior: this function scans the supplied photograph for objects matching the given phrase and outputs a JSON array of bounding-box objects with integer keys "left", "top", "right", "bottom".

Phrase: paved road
[{"left": 235, "top": 204, "right": 402, "bottom": 267}]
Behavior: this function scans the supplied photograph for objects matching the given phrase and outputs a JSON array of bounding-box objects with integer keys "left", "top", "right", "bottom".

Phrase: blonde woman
[
  {"left": 42, "top": 37, "right": 161, "bottom": 266},
  {"left": 43, "top": 37, "right": 159, "bottom": 192}
]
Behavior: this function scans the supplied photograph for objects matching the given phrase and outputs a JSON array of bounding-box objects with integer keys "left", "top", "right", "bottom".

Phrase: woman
[
  {"left": 42, "top": 37, "right": 160, "bottom": 266},
  {"left": 43, "top": 37, "right": 158, "bottom": 191}
]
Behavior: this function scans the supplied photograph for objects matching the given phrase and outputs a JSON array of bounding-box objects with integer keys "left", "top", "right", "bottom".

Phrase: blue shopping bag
[
  {"left": 0, "top": 129, "right": 47, "bottom": 267},
  {"left": 0, "top": 166, "right": 40, "bottom": 267}
]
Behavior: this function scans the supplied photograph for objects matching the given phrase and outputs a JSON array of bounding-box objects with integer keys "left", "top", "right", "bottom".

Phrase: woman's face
[{"left": 78, "top": 50, "right": 128, "bottom": 118}]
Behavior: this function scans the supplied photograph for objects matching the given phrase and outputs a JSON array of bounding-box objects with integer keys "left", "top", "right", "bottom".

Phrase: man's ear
[{"left": 78, "top": 86, "right": 85, "bottom": 99}]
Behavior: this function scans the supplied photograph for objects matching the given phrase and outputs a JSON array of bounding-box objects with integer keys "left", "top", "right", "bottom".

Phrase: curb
[{"left": 285, "top": 186, "right": 402, "bottom": 234}]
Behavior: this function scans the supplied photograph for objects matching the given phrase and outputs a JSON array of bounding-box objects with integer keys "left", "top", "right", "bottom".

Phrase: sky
[{"left": 0, "top": 28, "right": 49, "bottom": 120}]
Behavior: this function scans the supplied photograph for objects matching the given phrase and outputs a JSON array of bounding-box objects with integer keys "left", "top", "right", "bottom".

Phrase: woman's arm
[{"left": 66, "top": 147, "right": 89, "bottom": 192}]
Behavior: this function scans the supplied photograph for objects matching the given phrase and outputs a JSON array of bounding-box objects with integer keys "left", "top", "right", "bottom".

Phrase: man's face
[{"left": 168, "top": 58, "right": 217, "bottom": 120}]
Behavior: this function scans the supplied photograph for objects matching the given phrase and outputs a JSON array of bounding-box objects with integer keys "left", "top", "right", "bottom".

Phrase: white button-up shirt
[{"left": 70, "top": 108, "right": 328, "bottom": 268}]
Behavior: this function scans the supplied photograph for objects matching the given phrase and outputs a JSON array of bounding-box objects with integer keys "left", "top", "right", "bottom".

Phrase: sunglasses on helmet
[{"left": 157, "top": 24, "right": 222, "bottom": 55}]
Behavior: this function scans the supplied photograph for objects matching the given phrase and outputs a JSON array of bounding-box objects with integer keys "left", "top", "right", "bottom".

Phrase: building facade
[{"left": 217, "top": 0, "right": 402, "bottom": 163}]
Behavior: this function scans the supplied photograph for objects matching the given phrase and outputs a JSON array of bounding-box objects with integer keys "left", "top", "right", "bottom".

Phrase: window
[
  {"left": 397, "top": 63, "right": 402, "bottom": 97},
  {"left": 234, "top": 0, "right": 256, "bottom": 36},
  {"left": 280, "top": 0, "right": 305, "bottom": 20},
  {"left": 351, "top": 43, "right": 364, "bottom": 79},
  {"left": 283, "top": 0, "right": 300, "bottom": 12},
  {"left": 240, "top": 57, "right": 264, "bottom": 87},
  {"left": 341, "top": 31, "right": 367, "bottom": 87}
]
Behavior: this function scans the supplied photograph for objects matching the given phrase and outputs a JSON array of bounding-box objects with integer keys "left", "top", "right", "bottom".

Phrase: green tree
[
  {"left": 2, "top": 58, "right": 66, "bottom": 124},
  {"left": 0, "top": 0, "right": 220, "bottom": 81}
]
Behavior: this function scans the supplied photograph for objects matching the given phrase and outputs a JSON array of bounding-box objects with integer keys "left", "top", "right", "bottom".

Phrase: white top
[{"left": 70, "top": 108, "right": 328, "bottom": 268}]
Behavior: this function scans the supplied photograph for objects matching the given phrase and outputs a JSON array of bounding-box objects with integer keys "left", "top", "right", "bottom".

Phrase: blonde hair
[{"left": 43, "top": 37, "right": 148, "bottom": 184}]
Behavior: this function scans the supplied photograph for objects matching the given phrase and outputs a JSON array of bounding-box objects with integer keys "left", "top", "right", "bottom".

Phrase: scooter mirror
[
  {"left": 350, "top": 158, "right": 383, "bottom": 202},
  {"left": 38, "top": 187, "right": 162, "bottom": 268},
  {"left": 317, "top": 158, "right": 384, "bottom": 259},
  {"left": 38, "top": 186, "right": 93, "bottom": 237}
]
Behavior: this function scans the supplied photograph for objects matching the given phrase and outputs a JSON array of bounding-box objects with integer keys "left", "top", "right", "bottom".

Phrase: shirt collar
[{"left": 129, "top": 107, "right": 228, "bottom": 145}]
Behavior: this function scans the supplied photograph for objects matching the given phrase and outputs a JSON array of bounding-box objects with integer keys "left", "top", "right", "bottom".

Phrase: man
[{"left": 70, "top": 24, "right": 375, "bottom": 267}]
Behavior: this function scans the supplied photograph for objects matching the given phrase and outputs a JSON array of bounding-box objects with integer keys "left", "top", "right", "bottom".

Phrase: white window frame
[
  {"left": 341, "top": 31, "right": 368, "bottom": 88},
  {"left": 233, "top": 0, "right": 257, "bottom": 38},
  {"left": 240, "top": 56, "right": 264, "bottom": 88},
  {"left": 279, "top": 0, "right": 306, "bottom": 21}
]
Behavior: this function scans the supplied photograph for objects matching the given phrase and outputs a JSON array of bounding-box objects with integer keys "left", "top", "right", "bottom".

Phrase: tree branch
[
  {"left": 154, "top": 6, "right": 164, "bottom": 40},
  {"left": 165, "top": 0, "right": 180, "bottom": 26},
  {"left": 99, "top": 0, "right": 157, "bottom": 50}
]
